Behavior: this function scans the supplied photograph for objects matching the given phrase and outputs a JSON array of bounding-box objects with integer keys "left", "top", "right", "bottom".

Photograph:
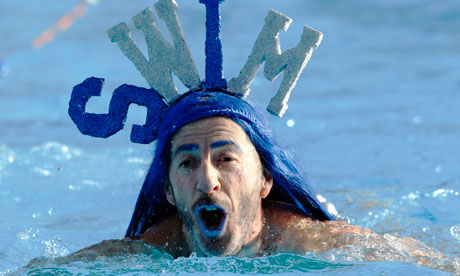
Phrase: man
[
  {"left": 123, "top": 90, "right": 336, "bottom": 258},
  {"left": 69, "top": 91, "right": 445, "bottom": 269},
  {"left": 132, "top": 114, "right": 367, "bottom": 258}
]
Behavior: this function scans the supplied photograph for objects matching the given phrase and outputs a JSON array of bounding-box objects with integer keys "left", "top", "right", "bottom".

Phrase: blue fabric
[
  {"left": 157, "top": 91, "right": 266, "bottom": 146},
  {"left": 125, "top": 90, "right": 333, "bottom": 237}
]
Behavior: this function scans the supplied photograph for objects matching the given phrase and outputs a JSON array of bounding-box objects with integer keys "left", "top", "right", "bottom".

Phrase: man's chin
[{"left": 194, "top": 229, "right": 239, "bottom": 256}]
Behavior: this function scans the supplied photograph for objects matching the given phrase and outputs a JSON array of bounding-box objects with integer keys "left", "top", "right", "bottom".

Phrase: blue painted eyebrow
[
  {"left": 211, "top": 140, "right": 243, "bottom": 153},
  {"left": 173, "top": 144, "right": 199, "bottom": 157}
]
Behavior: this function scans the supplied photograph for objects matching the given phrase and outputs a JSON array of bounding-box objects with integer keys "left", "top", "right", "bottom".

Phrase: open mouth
[{"left": 195, "top": 204, "right": 227, "bottom": 237}]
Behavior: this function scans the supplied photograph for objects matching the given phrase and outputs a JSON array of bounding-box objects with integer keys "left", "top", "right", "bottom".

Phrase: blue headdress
[{"left": 68, "top": 0, "right": 334, "bottom": 237}]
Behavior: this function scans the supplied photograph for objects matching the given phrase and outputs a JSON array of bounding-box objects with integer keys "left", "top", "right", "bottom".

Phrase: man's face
[{"left": 166, "top": 117, "right": 273, "bottom": 256}]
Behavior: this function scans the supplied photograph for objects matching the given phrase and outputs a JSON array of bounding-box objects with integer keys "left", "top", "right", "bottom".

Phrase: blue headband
[{"left": 158, "top": 90, "right": 267, "bottom": 142}]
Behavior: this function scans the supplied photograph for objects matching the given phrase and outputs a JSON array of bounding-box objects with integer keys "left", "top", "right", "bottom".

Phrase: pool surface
[{"left": 1, "top": 0, "right": 459, "bottom": 275}]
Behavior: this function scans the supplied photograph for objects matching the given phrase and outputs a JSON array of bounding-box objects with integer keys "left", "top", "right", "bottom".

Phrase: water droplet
[
  {"left": 405, "top": 136, "right": 414, "bottom": 143},
  {"left": 86, "top": 0, "right": 100, "bottom": 5},
  {"left": 0, "top": 62, "right": 10, "bottom": 77},
  {"left": 434, "top": 165, "right": 442, "bottom": 174},
  {"left": 403, "top": 191, "right": 420, "bottom": 200},
  {"left": 326, "top": 202, "right": 338, "bottom": 217},
  {"left": 433, "top": 189, "right": 455, "bottom": 198},
  {"left": 450, "top": 225, "right": 460, "bottom": 240},
  {"left": 33, "top": 167, "right": 51, "bottom": 176},
  {"left": 286, "top": 119, "right": 295, "bottom": 128},
  {"left": 17, "top": 232, "right": 29, "bottom": 240},
  {"left": 68, "top": 185, "right": 81, "bottom": 191},
  {"left": 412, "top": 116, "right": 422, "bottom": 124},
  {"left": 316, "top": 194, "right": 326, "bottom": 203}
]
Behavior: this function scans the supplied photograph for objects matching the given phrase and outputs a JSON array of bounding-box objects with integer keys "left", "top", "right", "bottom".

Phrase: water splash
[
  {"left": 450, "top": 225, "right": 460, "bottom": 240},
  {"left": 11, "top": 252, "right": 352, "bottom": 276}
]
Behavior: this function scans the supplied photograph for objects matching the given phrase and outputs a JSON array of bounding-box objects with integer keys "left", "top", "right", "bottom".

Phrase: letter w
[
  {"left": 107, "top": 0, "right": 201, "bottom": 104},
  {"left": 228, "top": 10, "right": 322, "bottom": 117}
]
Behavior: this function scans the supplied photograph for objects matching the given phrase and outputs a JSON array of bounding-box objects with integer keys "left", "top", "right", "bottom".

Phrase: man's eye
[
  {"left": 179, "top": 158, "right": 196, "bottom": 168},
  {"left": 218, "top": 156, "right": 233, "bottom": 162}
]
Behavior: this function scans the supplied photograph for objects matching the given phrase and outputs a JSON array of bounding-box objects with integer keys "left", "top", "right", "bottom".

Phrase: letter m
[{"left": 228, "top": 10, "right": 322, "bottom": 117}]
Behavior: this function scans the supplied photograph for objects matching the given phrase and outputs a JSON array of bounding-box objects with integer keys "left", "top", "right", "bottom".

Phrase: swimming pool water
[{"left": 1, "top": 0, "right": 459, "bottom": 275}]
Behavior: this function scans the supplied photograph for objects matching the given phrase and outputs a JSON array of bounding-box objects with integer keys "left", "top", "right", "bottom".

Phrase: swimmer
[{"left": 68, "top": 93, "right": 456, "bottom": 274}]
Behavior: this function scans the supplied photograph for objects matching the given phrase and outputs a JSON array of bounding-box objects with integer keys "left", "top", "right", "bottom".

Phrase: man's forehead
[
  {"left": 170, "top": 117, "right": 252, "bottom": 151},
  {"left": 172, "top": 117, "right": 243, "bottom": 141}
]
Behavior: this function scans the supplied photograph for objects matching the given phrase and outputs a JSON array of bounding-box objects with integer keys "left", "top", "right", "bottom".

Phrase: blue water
[{"left": 1, "top": 0, "right": 459, "bottom": 275}]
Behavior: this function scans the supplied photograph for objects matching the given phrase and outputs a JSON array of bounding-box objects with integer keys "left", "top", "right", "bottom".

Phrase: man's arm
[
  {"left": 137, "top": 212, "right": 189, "bottom": 258},
  {"left": 264, "top": 201, "right": 458, "bottom": 274},
  {"left": 65, "top": 239, "right": 157, "bottom": 261},
  {"left": 66, "top": 213, "right": 187, "bottom": 260}
]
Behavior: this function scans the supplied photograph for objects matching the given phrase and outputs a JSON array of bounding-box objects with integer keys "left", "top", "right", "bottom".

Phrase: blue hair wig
[{"left": 125, "top": 91, "right": 333, "bottom": 237}]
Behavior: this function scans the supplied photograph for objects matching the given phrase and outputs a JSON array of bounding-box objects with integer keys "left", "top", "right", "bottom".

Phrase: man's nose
[{"left": 197, "top": 158, "right": 221, "bottom": 195}]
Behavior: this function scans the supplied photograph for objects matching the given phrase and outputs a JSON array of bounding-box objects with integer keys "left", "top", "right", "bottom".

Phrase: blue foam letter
[
  {"left": 69, "top": 77, "right": 168, "bottom": 144},
  {"left": 199, "top": 0, "right": 227, "bottom": 89}
]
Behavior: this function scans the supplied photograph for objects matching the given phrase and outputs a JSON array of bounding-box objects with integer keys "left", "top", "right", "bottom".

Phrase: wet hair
[
  {"left": 125, "top": 113, "right": 334, "bottom": 237},
  {"left": 230, "top": 116, "right": 333, "bottom": 221}
]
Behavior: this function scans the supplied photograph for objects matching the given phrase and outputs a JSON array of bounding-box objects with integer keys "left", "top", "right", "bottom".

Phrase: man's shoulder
[
  {"left": 263, "top": 201, "right": 315, "bottom": 228},
  {"left": 263, "top": 200, "right": 368, "bottom": 231},
  {"left": 262, "top": 201, "right": 371, "bottom": 254},
  {"left": 138, "top": 213, "right": 189, "bottom": 257}
]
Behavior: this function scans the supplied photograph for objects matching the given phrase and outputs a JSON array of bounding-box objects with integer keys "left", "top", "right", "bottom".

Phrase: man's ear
[
  {"left": 260, "top": 167, "right": 273, "bottom": 199},
  {"left": 164, "top": 181, "right": 176, "bottom": 206}
]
